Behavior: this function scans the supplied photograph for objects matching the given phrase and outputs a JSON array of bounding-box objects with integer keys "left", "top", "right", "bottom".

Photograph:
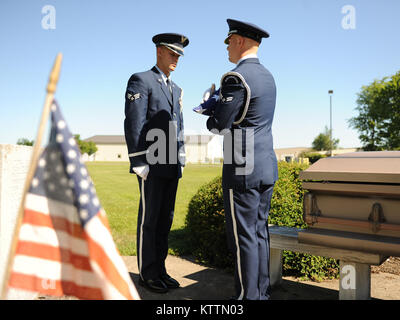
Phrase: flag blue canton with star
[{"left": 30, "top": 100, "right": 101, "bottom": 226}]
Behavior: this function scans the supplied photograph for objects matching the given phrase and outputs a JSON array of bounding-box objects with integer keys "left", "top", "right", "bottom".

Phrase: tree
[
  {"left": 74, "top": 134, "right": 98, "bottom": 155},
  {"left": 16, "top": 138, "right": 34, "bottom": 146},
  {"left": 349, "top": 71, "right": 400, "bottom": 151},
  {"left": 311, "top": 126, "right": 339, "bottom": 151}
]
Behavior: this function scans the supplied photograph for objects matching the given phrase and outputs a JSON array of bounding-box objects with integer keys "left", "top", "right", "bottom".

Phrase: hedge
[
  {"left": 184, "top": 161, "right": 339, "bottom": 281},
  {"left": 300, "top": 152, "right": 327, "bottom": 164}
]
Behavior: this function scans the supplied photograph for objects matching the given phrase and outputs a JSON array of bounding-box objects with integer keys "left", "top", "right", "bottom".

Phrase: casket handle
[
  {"left": 303, "top": 193, "right": 321, "bottom": 225},
  {"left": 368, "top": 203, "right": 386, "bottom": 233}
]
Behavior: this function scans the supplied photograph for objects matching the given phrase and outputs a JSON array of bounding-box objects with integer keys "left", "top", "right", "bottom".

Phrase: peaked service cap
[
  {"left": 224, "top": 19, "right": 269, "bottom": 44},
  {"left": 152, "top": 33, "right": 189, "bottom": 56}
]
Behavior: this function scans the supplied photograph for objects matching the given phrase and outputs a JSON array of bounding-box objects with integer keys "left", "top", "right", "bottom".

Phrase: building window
[
  {"left": 285, "top": 156, "right": 293, "bottom": 163},
  {"left": 118, "top": 154, "right": 121, "bottom": 159}
]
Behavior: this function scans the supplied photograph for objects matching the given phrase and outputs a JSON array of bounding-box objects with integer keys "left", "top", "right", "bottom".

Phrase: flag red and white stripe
[
  {"left": 7, "top": 176, "right": 140, "bottom": 300},
  {"left": 5, "top": 101, "right": 140, "bottom": 300}
]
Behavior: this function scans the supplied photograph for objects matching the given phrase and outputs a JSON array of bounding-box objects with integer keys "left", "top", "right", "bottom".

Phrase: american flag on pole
[{"left": 6, "top": 100, "right": 140, "bottom": 300}]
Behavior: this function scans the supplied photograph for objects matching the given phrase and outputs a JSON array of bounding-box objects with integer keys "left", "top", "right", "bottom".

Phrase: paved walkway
[{"left": 123, "top": 255, "right": 400, "bottom": 300}]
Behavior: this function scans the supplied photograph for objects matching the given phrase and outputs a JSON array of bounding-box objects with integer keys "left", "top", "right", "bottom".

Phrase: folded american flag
[
  {"left": 192, "top": 88, "right": 220, "bottom": 116},
  {"left": 6, "top": 100, "right": 140, "bottom": 300}
]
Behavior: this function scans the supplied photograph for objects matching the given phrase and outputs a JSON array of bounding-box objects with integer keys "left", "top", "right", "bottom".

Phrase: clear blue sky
[{"left": 1, "top": 0, "right": 399, "bottom": 148}]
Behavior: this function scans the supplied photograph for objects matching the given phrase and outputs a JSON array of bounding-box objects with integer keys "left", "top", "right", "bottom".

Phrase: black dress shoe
[
  {"left": 160, "top": 274, "right": 180, "bottom": 289},
  {"left": 139, "top": 277, "right": 168, "bottom": 293}
]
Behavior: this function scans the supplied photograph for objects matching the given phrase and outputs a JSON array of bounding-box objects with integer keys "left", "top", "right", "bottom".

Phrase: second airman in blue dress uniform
[{"left": 205, "top": 19, "right": 278, "bottom": 300}]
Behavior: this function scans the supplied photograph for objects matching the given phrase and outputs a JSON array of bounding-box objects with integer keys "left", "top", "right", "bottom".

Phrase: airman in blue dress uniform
[
  {"left": 205, "top": 19, "right": 278, "bottom": 300},
  {"left": 124, "top": 33, "right": 189, "bottom": 293}
]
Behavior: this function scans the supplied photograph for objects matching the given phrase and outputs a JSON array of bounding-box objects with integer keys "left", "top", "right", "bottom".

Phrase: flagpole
[{"left": 1, "top": 53, "right": 63, "bottom": 299}]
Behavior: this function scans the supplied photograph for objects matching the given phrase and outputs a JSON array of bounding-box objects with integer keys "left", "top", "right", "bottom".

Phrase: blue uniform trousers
[
  {"left": 137, "top": 175, "right": 179, "bottom": 280},
  {"left": 223, "top": 184, "right": 274, "bottom": 300}
]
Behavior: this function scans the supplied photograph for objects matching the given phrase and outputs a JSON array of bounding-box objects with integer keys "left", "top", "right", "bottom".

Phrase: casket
[{"left": 298, "top": 151, "right": 400, "bottom": 256}]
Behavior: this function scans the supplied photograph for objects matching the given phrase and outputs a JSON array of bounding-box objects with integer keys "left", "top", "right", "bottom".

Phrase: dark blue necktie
[{"left": 166, "top": 78, "right": 173, "bottom": 102}]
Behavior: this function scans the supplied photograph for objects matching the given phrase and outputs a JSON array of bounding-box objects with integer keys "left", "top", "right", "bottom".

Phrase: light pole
[{"left": 328, "top": 90, "right": 333, "bottom": 156}]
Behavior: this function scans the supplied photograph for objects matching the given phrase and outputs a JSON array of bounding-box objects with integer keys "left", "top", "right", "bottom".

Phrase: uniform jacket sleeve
[
  {"left": 124, "top": 73, "right": 149, "bottom": 168},
  {"left": 206, "top": 72, "right": 248, "bottom": 133}
]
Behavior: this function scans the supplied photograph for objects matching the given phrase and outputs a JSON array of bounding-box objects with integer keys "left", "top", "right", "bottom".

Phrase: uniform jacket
[
  {"left": 207, "top": 58, "right": 278, "bottom": 190},
  {"left": 124, "top": 66, "right": 185, "bottom": 179}
]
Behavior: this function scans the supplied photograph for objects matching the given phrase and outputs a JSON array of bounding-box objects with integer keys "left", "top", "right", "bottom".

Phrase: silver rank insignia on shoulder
[
  {"left": 127, "top": 92, "right": 141, "bottom": 101},
  {"left": 222, "top": 96, "right": 234, "bottom": 103}
]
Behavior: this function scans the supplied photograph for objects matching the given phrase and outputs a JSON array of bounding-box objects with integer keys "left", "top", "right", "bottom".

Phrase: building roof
[
  {"left": 84, "top": 135, "right": 126, "bottom": 144},
  {"left": 274, "top": 147, "right": 311, "bottom": 154},
  {"left": 84, "top": 134, "right": 215, "bottom": 145}
]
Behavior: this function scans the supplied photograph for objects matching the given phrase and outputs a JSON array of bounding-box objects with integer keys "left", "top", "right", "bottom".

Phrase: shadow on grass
[
  {"left": 168, "top": 227, "right": 235, "bottom": 274},
  {"left": 168, "top": 227, "right": 192, "bottom": 256}
]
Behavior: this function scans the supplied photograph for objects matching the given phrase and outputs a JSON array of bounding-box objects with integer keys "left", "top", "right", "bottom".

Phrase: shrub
[
  {"left": 300, "top": 151, "right": 327, "bottom": 164},
  {"left": 269, "top": 161, "right": 308, "bottom": 228},
  {"left": 184, "top": 176, "right": 234, "bottom": 268},
  {"left": 184, "top": 162, "right": 339, "bottom": 280}
]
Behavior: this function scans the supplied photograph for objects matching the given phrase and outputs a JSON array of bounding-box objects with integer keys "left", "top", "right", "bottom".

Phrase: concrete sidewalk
[
  {"left": 123, "top": 255, "right": 235, "bottom": 300},
  {"left": 123, "top": 255, "right": 400, "bottom": 300}
]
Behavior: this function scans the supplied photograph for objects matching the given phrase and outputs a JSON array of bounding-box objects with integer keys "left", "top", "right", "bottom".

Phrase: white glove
[
  {"left": 133, "top": 165, "right": 149, "bottom": 180},
  {"left": 181, "top": 166, "right": 184, "bottom": 175},
  {"left": 202, "top": 83, "right": 216, "bottom": 103}
]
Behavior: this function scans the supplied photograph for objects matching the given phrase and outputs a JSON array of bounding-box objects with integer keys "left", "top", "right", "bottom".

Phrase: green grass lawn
[{"left": 86, "top": 162, "right": 222, "bottom": 256}]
